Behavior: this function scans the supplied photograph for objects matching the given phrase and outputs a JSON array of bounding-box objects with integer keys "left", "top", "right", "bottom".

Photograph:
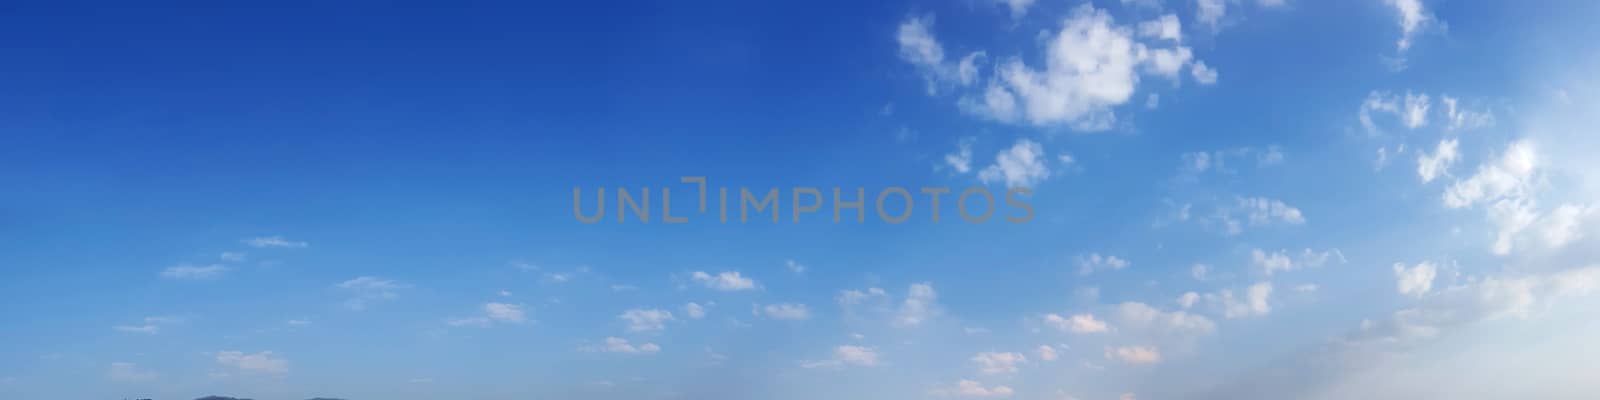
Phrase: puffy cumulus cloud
[
  {"left": 1204, "top": 282, "right": 1274, "bottom": 319},
  {"left": 1178, "top": 292, "right": 1201, "bottom": 309},
  {"left": 160, "top": 264, "right": 227, "bottom": 280},
  {"left": 690, "top": 271, "right": 759, "bottom": 291},
  {"left": 1417, "top": 138, "right": 1460, "bottom": 183},
  {"left": 801, "top": 345, "right": 881, "bottom": 368},
  {"left": 1252, "top": 248, "right": 1345, "bottom": 275},
  {"left": 337, "top": 276, "right": 409, "bottom": 310},
  {"left": 1190, "top": 61, "right": 1219, "bottom": 85},
  {"left": 759, "top": 303, "right": 812, "bottom": 320},
  {"left": 956, "top": 5, "right": 1213, "bottom": 131},
  {"left": 897, "top": 15, "right": 984, "bottom": 95},
  {"left": 978, "top": 139, "right": 1052, "bottom": 188},
  {"left": 1393, "top": 262, "right": 1438, "bottom": 297},
  {"left": 1077, "top": 253, "right": 1131, "bottom": 275},
  {"left": 1105, "top": 345, "right": 1163, "bottom": 364},
  {"left": 583, "top": 337, "right": 660, "bottom": 354},
  {"left": 1045, "top": 312, "right": 1110, "bottom": 333},
  {"left": 944, "top": 137, "right": 976, "bottom": 174},
  {"left": 619, "top": 308, "right": 675, "bottom": 332},
  {"left": 241, "top": 235, "right": 308, "bottom": 248},
  {"left": 1444, "top": 140, "right": 1537, "bottom": 209},
  {"left": 1438, "top": 139, "right": 1583, "bottom": 255},
  {"left": 684, "top": 302, "right": 708, "bottom": 319},
  {"left": 215, "top": 351, "right": 288, "bottom": 374},
  {"left": 933, "top": 379, "right": 1016, "bottom": 398},
  {"left": 895, "top": 282, "right": 943, "bottom": 327},
  {"left": 1137, "top": 14, "right": 1182, "bottom": 42},
  {"left": 971, "top": 351, "right": 1028, "bottom": 375},
  {"left": 1037, "top": 345, "right": 1060, "bottom": 361}
]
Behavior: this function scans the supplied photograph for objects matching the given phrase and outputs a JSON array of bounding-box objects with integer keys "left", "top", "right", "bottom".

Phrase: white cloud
[
  {"left": 241, "top": 235, "right": 308, "bottom": 248},
  {"left": 215, "top": 351, "right": 288, "bottom": 374},
  {"left": 684, "top": 302, "right": 708, "bottom": 319},
  {"left": 972, "top": 351, "right": 1028, "bottom": 375},
  {"left": 1116, "top": 302, "right": 1217, "bottom": 336},
  {"left": 1037, "top": 345, "right": 1059, "bottom": 361},
  {"left": 1077, "top": 253, "right": 1131, "bottom": 275},
  {"left": 1360, "top": 91, "right": 1402, "bottom": 135},
  {"left": 337, "top": 276, "right": 409, "bottom": 310},
  {"left": 114, "top": 325, "right": 158, "bottom": 334},
  {"left": 1191, "top": 264, "right": 1210, "bottom": 280},
  {"left": 1240, "top": 197, "right": 1306, "bottom": 225},
  {"left": 114, "top": 315, "right": 183, "bottom": 334},
  {"left": 107, "top": 362, "right": 157, "bottom": 382},
  {"left": 1196, "top": 0, "right": 1227, "bottom": 29},
  {"left": 160, "top": 264, "right": 227, "bottom": 280},
  {"left": 784, "top": 259, "right": 806, "bottom": 274},
  {"left": 1294, "top": 283, "right": 1320, "bottom": 293},
  {"left": 1444, "top": 140, "right": 1537, "bottom": 209},
  {"left": 1177, "top": 292, "right": 1200, "bottom": 309},
  {"left": 837, "top": 287, "right": 888, "bottom": 307},
  {"left": 585, "top": 337, "right": 661, "bottom": 354},
  {"left": 802, "top": 345, "right": 881, "bottom": 368},
  {"left": 1385, "top": 0, "right": 1436, "bottom": 52},
  {"left": 945, "top": 138, "right": 975, "bottom": 174},
  {"left": 960, "top": 5, "right": 1202, "bottom": 130},
  {"left": 1208, "top": 282, "right": 1274, "bottom": 318},
  {"left": 1344, "top": 266, "right": 1599, "bottom": 348},
  {"left": 1104, "top": 345, "right": 1162, "bottom": 364},
  {"left": 619, "top": 308, "right": 675, "bottom": 332},
  {"left": 896, "top": 15, "right": 982, "bottom": 95},
  {"left": 1393, "top": 261, "right": 1438, "bottom": 297},
  {"left": 1045, "top": 312, "right": 1110, "bottom": 333},
  {"left": 934, "top": 379, "right": 1015, "bottom": 398},
  {"left": 483, "top": 303, "right": 526, "bottom": 323},
  {"left": 999, "top": 0, "right": 1036, "bottom": 19},
  {"left": 895, "top": 283, "right": 942, "bottom": 327},
  {"left": 1540, "top": 204, "right": 1593, "bottom": 249},
  {"left": 1417, "top": 138, "right": 1460, "bottom": 183},
  {"left": 1190, "top": 61, "right": 1218, "bottom": 85},
  {"left": 978, "top": 139, "right": 1051, "bottom": 188},
  {"left": 760, "top": 303, "right": 812, "bottom": 320},
  {"left": 1252, "top": 248, "right": 1344, "bottom": 275},
  {"left": 1137, "top": 14, "right": 1182, "bottom": 42},
  {"left": 1403, "top": 91, "right": 1431, "bottom": 129},
  {"left": 1441, "top": 95, "right": 1495, "bottom": 131},
  {"left": 219, "top": 252, "right": 246, "bottom": 262},
  {"left": 1441, "top": 140, "right": 1544, "bottom": 255},
  {"left": 1145, "top": 47, "right": 1194, "bottom": 80},
  {"left": 690, "top": 271, "right": 758, "bottom": 291}
]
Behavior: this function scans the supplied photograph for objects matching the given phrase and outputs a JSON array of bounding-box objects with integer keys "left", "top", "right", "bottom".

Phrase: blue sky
[{"left": 3, "top": 0, "right": 1600, "bottom": 399}]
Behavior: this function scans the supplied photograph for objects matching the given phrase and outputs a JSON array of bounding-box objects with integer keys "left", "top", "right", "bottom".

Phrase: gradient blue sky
[{"left": 4, "top": 1, "right": 1600, "bottom": 399}]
